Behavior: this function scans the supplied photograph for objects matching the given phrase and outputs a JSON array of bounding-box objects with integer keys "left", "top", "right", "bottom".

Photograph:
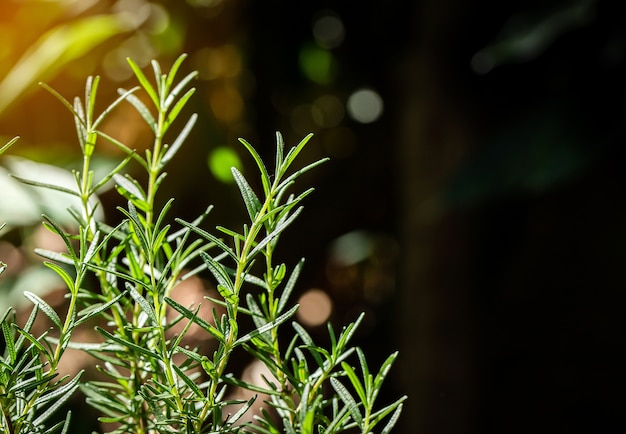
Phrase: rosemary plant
[{"left": 0, "top": 55, "right": 406, "bottom": 433}]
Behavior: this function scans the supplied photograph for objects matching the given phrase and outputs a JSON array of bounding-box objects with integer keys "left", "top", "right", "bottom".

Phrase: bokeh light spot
[
  {"left": 347, "top": 88, "right": 384, "bottom": 123},
  {"left": 103, "top": 34, "right": 157, "bottom": 81},
  {"left": 296, "top": 288, "right": 333, "bottom": 327},
  {"left": 207, "top": 146, "right": 242, "bottom": 183},
  {"left": 290, "top": 104, "right": 319, "bottom": 136},
  {"left": 194, "top": 45, "right": 242, "bottom": 80},
  {"left": 145, "top": 3, "right": 170, "bottom": 34},
  {"left": 299, "top": 45, "right": 336, "bottom": 84},
  {"left": 312, "top": 14, "right": 345, "bottom": 49},
  {"left": 209, "top": 85, "right": 244, "bottom": 122},
  {"left": 311, "top": 94, "right": 344, "bottom": 128},
  {"left": 330, "top": 231, "right": 373, "bottom": 266},
  {"left": 187, "top": 0, "right": 224, "bottom": 7}
]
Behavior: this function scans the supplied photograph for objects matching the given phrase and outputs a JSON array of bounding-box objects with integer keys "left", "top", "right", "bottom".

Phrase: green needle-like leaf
[
  {"left": 231, "top": 167, "right": 262, "bottom": 220},
  {"left": 235, "top": 304, "right": 299, "bottom": 346},
  {"left": 278, "top": 258, "right": 304, "bottom": 314},
  {"left": 93, "top": 86, "right": 139, "bottom": 130},
  {"left": 24, "top": 291, "right": 62, "bottom": 329},
  {"left": 330, "top": 377, "right": 363, "bottom": 427},
  {"left": 42, "top": 262, "right": 76, "bottom": 293},
  {"left": 1, "top": 55, "right": 405, "bottom": 432},
  {"left": 2, "top": 320, "right": 16, "bottom": 364},
  {"left": 171, "top": 362, "right": 204, "bottom": 399},
  {"left": 238, "top": 137, "right": 271, "bottom": 197},
  {"left": 165, "top": 297, "right": 225, "bottom": 342},
  {"left": 10, "top": 174, "right": 80, "bottom": 197},
  {"left": 176, "top": 218, "right": 238, "bottom": 262},
  {"left": 248, "top": 207, "right": 303, "bottom": 259},
  {"left": 164, "top": 53, "right": 189, "bottom": 95},
  {"left": 200, "top": 251, "right": 234, "bottom": 293},
  {"left": 164, "top": 87, "right": 196, "bottom": 131},
  {"left": 118, "top": 89, "right": 156, "bottom": 133},
  {"left": 380, "top": 402, "right": 405, "bottom": 434},
  {"left": 127, "top": 283, "right": 158, "bottom": 325},
  {"left": 341, "top": 362, "right": 367, "bottom": 405},
  {"left": 127, "top": 57, "right": 159, "bottom": 108},
  {"left": 161, "top": 113, "right": 197, "bottom": 167},
  {"left": 1, "top": 135, "right": 19, "bottom": 155},
  {"left": 96, "top": 327, "right": 162, "bottom": 360}
]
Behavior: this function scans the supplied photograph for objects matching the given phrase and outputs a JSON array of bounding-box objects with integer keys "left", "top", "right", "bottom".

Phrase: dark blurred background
[{"left": 1, "top": 0, "right": 625, "bottom": 433}]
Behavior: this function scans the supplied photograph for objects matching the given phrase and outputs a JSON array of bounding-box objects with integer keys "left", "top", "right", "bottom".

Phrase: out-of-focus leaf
[
  {"left": 0, "top": 14, "right": 128, "bottom": 116},
  {"left": 0, "top": 156, "right": 103, "bottom": 225},
  {"left": 471, "top": 0, "right": 595, "bottom": 73}
]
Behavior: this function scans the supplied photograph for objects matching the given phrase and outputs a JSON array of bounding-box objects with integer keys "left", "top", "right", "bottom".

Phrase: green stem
[{"left": 195, "top": 185, "right": 279, "bottom": 430}]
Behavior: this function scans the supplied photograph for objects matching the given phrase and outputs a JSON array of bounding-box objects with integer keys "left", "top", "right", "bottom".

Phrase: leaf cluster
[{"left": 0, "top": 55, "right": 406, "bottom": 433}]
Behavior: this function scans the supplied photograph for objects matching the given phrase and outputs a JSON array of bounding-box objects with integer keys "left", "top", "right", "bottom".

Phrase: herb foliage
[{"left": 0, "top": 55, "right": 406, "bottom": 433}]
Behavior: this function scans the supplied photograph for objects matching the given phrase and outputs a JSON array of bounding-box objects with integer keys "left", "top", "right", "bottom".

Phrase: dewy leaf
[
  {"left": 337, "top": 312, "right": 365, "bottom": 351},
  {"left": 275, "top": 131, "right": 285, "bottom": 173},
  {"left": 37, "top": 371, "right": 83, "bottom": 407},
  {"left": 24, "top": 291, "right": 62, "bottom": 329},
  {"left": 15, "top": 305, "right": 38, "bottom": 353},
  {"left": 176, "top": 218, "right": 238, "bottom": 262},
  {"left": 292, "top": 322, "right": 324, "bottom": 369},
  {"left": 165, "top": 297, "right": 225, "bottom": 342},
  {"left": 369, "top": 396, "right": 408, "bottom": 431},
  {"left": 118, "top": 201, "right": 150, "bottom": 256},
  {"left": 380, "top": 402, "right": 405, "bottom": 434},
  {"left": 113, "top": 174, "right": 146, "bottom": 201},
  {"left": 248, "top": 207, "right": 304, "bottom": 259},
  {"left": 127, "top": 283, "right": 158, "bottom": 325},
  {"left": 330, "top": 377, "right": 363, "bottom": 427},
  {"left": 277, "top": 158, "right": 329, "bottom": 194},
  {"left": 75, "top": 290, "right": 127, "bottom": 327},
  {"left": 35, "top": 249, "right": 74, "bottom": 265},
  {"left": 8, "top": 370, "right": 57, "bottom": 394},
  {"left": 235, "top": 304, "right": 299, "bottom": 346},
  {"left": 2, "top": 321, "right": 16, "bottom": 364},
  {"left": 200, "top": 251, "right": 234, "bottom": 292},
  {"left": 278, "top": 258, "right": 304, "bottom": 314},
  {"left": 226, "top": 395, "right": 257, "bottom": 426},
  {"left": 96, "top": 327, "right": 162, "bottom": 360},
  {"left": 231, "top": 167, "right": 262, "bottom": 220},
  {"left": 245, "top": 293, "right": 267, "bottom": 331},
  {"left": 33, "top": 372, "right": 83, "bottom": 427},
  {"left": 371, "top": 351, "right": 400, "bottom": 403}
]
